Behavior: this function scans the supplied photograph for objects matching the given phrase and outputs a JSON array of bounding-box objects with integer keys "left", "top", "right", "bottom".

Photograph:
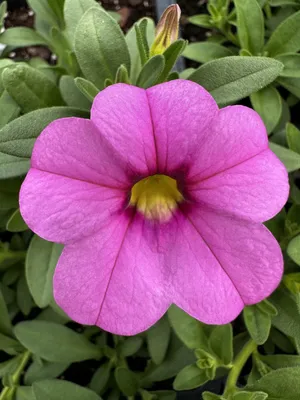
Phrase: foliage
[{"left": 0, "top": 0, "right": 299, "bottom": 398}]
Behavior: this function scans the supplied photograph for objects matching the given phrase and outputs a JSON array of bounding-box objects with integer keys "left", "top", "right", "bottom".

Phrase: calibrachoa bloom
[{"left": 20, "top": 80, "right": 289, "bottom": 335}]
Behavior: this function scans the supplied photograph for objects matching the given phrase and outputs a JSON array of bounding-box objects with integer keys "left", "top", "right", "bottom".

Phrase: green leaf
[
  {"left": 0, "top": 27, "right": 48, "bottom": 47},
  {"left": 270, "top": 0, "right": 300, "bottom": 5},
  {"left": 246, "top": 367, "right": 300, "bottom": 398},
  {"left": 269, "top": 142, "right": 300, "bottom": 172},
  {"left": 0, "top": 152, "right": 30, "bottom": 179},
  {"left": 260, "top": 354, "right": 300, "bottom": 370},
  {"left": 287, "top": 235, "right": 300, "bottom": 265},
  {"left": 14, "top": 321, "right": 102, "bottom": 362},
  {"left": 0, "top": 287, "right": 13, "bottom": 337},
  {"left": 250, "top": 86, "right": 282, "bottom": 134},
  {"left": 115, "top": 64, "right": 130, "bottom": 84},
  {"left": 287, "top": 123, "right": 300, "bottom": 154},
  {"left": 209, "top": 324, "right": 233, "bottom": 365},
  {"left": 59, "top": 75, "right": 91, "bottom": 109},
  {"left": 276, "top": 53, "right": 300, "bottom": 78},
  {"left": 6, "top": 209, "right": 28, "bottom": 232},
  {"left": 26, "top": 236, "right": 63, "bottom": 308},
  {"left": 173, "top": 364, "right": 208, "bottom": 391},
  {"left": 0, "top": 177, "right": 21, "bottom": 209},
  {"left": 89, "top": 362, "right": 111, "bottom": 395},
  {"left": 265, "top": 10, "right": 300, "bottom": 56},
  {"left": 168, "top": 305, "right": 208, "bottom": 350},
  {"left": 243, "top": 305, "right": 271, "bottom": 345},
  {"left": 189, "top": 57, "right": 284, "bottom": 106},
  {"left": 188, "top": 15, "right": 213, "bottom": 28},
  {"left": 33, "top": 379, "right": 102, "bottom": 400},
  {"left": 277, "top": 76, "right": 300, "bottom": 98},
  {"left": 2, "top": 64, "right": 64, "bottom": 113},
  {"left": 142, "top": 335, "right": 196, "bottom": 384},
  {"left": 0, "top": 90, "right": 20, "bottom": 129},
  {"left": 234, "top": 0, "right": 264, "bottom": 55},
  {"left": 17, "top": 273, "right": 34, "bottom": 316},
  {"left": 137, "top": 55, "right": 165, "bottom": 88},
  {"left": 147, "top": 315, "right": 171, "bottom": 365},
  {"left": 270, "top": 287, "right": 300, "bottom": 339},
  {"left": 75, "top": 7, "right": 130, "bottom": 90},
  {"left": 75, "top": 77, "right": 99, "bottom": 101},
  {"left": 119, "top": 337, "right": 143, "bottom": 357},
  {"left": 0, "top": 107, "right": 88, "bottom": 158},
  {"left": 16, "top": 386, "right": 36, "bottom": 400},
  {"left": 0, "top": 1, "right": 7, "bottom": 30},
  {"left": 25, "top": 360, "right": 69, "bottom": 385},
  {"left": 233, "top": 392, "right": 268, "bottom": 400},
  {"left": 125, "top": 18, "right": 155, "bottom": 83},
  {"left": 115, "top": 368, "right": 139, "bottom": 396},
  {"left": 203, "top": 393, "right": 224, "bottom": 400},
  {"left": 0, "top": 355, "right": 23, "bottom": 378},
  {"left": 256, "top": 299, "right": 278, "bottom": 317},
  {"left": 0, "top": 332, "right": 22, "bottom": 353},
  {"left": 27, "top": 0, "right": 58, "bottom": 27},
  {"left": 158, "top": 39, "right": 187, "bottom": 83},
  {"left": 64, "top": 0, "right": 99, "bottom": 46},
  {"left": 183, "top": 42, "right": 233, "bottom": 63}
]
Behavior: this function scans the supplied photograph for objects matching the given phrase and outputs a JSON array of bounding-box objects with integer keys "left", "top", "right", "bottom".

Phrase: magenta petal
[
  {"left": 54, "top": 213, "right": 171, "bottom": 335},
  {"left": 20, "top": 169, "right": 126, "bottom": 244},
  {"left": 171, "top": 206, "right": 283, "bottom": 324},
  {"left": 91, "top": 84, "right": 157, "bottom": 176},
  {"left": 187, "top": 105, "right": 270, "bottom": 182},
  {"left": 188, "top": 149, "right": 289, "bottom": 222},
  {"left": 31, "top": 117, "right": 131, "bottom": 188},
  {"left": 146, "top": 79, "right": 218, "bottom": 173}
]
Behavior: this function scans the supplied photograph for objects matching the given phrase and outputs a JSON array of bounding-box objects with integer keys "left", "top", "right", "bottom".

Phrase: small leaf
[
  {"left": 28, "top": 0, "right": 60, "bottom": 28},
  {"left": 265, "top": 10, "right": 300, "bottom": 56},
  {"left": 0, "top": 28, "right": 48, "bottom": 47},
  {"left": 234, "top": 0, "right": 264, "bottom": 55},
  {"left": 0, "top": 152, "right": 30, "bottom": 179},
  {"left": 25, "top": 360, "right": 70, "bottom": 385},
  {"left": 287, "top": 122, "right": 300, "bottom": 154},
  {"left": 277, "top": 76, "right": 300, "bottom": 98},
  {"left": 89, "top": 362, "right": 111, "bottom": 395},
  {"left": 147, "top": 315, "right": 171, "bottom": 364},
  {"left": 188, "top": 15, "right": 213, "bottom": 28},
  {"left": 119, "top": 337, "right": 143, "bottom": 357},
  {"left": 75, "top": 7, "right": 131, "bottom": 90},
  {"left": 17, "top": 273, "right": 34, "bottom": 316},
  {"left": 0, "top": 287, "right": 13, "bottom": 337},
  {"left": 33, "top": 379, "right": 102, "bottom": 400},
  {"left": 250, "top": 86, "right": 282, "bottom": 134},
  {"left": 269, "top": 142, "right": 300, "bottom": 172},
  {"left": 59, "top": 75, "right": 91, "bottom": 109},
  {"left": 64, "top": 0, "right": 99, "bottom": 46},
  {"left": 276, "top": 53, "right": 300, "bottom": 78},
  {"left": 26, "top": 236, "right": 63, "bottom": 308},
  {"left": 115, "top": 64, "right": 130, "bottom": 84},
  {"left": 158, "top": 39, "right": 187, "bottom": 83},
  {"left": 0, "top": 107, "right": 88, "bottom": 158},
  {"left": 6, "top": 209, "right": 28, "bottom": 232},
  {"left": 75, "top": 77, "right": 99, "bottom": 101},
  {"left": 287, "top": 235, "right": 300, "bottom": 265},
  {"left": 189, "top": 57, "right": 284, "bottom": 106},
  {"left": 14, "top": 321, "right": 102, "bottom": 362},
  {"left": 168, "top": 305, "right": 208, "bottom": 350},
  {"left": 183, "top": 42, "right": 233, "bottom": 63},
  {"left": 137, "top": 55, "right": 165, "bottom": 88},
  {"left": 243, "top": 305, "right": 271, "bottom": 345},
  {"left": 115, "top": 367, "right": 139, "bottom": 396},
  {"left": 173, "top": 364, "right": 208, "bottom": 391},
  {"left": 209, "top": 324, "right": 233, "bottom": 365},
  {"left": 0, "top": 90, "right": 20, "bottom": 129},
  {"left": 16, "top": 386, "right": 36, "bottom": 400}
]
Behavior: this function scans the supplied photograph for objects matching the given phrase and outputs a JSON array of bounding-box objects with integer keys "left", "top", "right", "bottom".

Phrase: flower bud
[{"left": 150, "top": 4, "right": 181, "bottom": 56}]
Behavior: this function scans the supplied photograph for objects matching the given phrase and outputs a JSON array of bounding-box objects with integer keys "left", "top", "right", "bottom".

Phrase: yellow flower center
[{"left": 130, "top": 174, "right": 183, "bottom": 221}]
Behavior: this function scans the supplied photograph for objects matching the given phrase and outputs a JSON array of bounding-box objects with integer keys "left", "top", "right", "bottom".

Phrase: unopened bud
[{"left": 150, "top": 4, "right": 181, "bottom": 56}]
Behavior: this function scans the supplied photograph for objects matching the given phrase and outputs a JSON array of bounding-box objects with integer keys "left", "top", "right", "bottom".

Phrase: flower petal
[
  {"left": 146, "top": 79, "right": 218, "bottom": 173},
  {"left": 187, "top": 149, "right": 289, "bottom": 222},
  {"left": 171, "top": 206, "right": 283, "bottom": 324},
  {"left": 31, "top": 117, "right": 131, "bottom": 189},
  {"left": 20, "top": 169, "right": 126, "bottom": 244},
  {"left": 187, "top": 105, "right": 270, "bottom": 182},
  {"left": 53, "top": 212, "right": 171, "bottom": 335},
  {"left": 91, "top": 84, "right": 157, "bottom": 176}
]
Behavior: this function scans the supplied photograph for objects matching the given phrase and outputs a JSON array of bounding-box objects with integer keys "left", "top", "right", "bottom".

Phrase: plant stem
[
  {"left": 224, "top": 340, "right": 257, "bottom": 396},
  {"left": 0, "top": 351, "right": 31, "bottom": 400}
]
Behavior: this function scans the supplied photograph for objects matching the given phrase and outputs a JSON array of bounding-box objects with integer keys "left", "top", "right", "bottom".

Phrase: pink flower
[{"left": 20, "top": 80, "right": 289, "bottom": 335}]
